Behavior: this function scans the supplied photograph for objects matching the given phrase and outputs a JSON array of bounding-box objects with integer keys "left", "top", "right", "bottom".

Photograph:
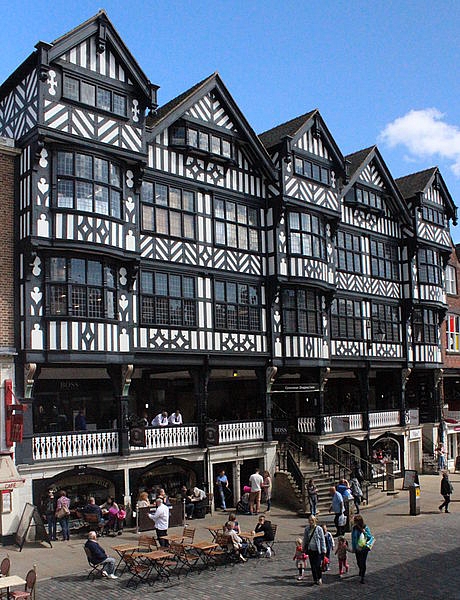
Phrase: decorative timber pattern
[
  {"left": 358, "top": 161, "right": 385, "bottom": 188},
  {"left": 295, "top": 130, "right": 331, "bottom": 159},
  {"left": 341, "top": 205, "right": 401, "bottom": 237},
  {"left": 149, "top": 130, "right": 264, "bottom": 197},
  {"left": 289, "top": 256, "right": 332, "bottom": 284},
  {"left": 418, "top": 283, "right": 446, "bottom": 304},
  {"left": 19, "top": 146, "right": 33, "bottom": 240},
  {"left": 413, "top": 344, "right": 441, "bottom": 364},
  {"left": 54, "top": 212, "right": 134, "bottom": 251},
  {"left": 43, "top": 100, "right": 142, "bottom": 151},
  {"left": 337, "top": 272, "right": 401, "bottom": 299},
  {"left": 284, "top": 160, "right": 339, "bottom": 211},
  {"left": 46, "top": 321, "right": 130, "bottom": 352},
  {"left": 185, "top": 92, "right": 236, "bottom": 131},
  {"left": 417, "top": 218, "right": 450, "bottom": 247},
  {"left": 0, "top": 70, "right": 38, "bottom": 139},
  {"left": 284, "top": 335, "right": 328, "bottom": 359},
  {"left": 59, "top": 39, "right": 134, "bottom": 84}
]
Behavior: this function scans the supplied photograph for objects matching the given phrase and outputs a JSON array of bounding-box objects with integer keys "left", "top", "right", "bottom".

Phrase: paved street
[{"left": 6, "top": 474, "right": 460, "bottom": 599}]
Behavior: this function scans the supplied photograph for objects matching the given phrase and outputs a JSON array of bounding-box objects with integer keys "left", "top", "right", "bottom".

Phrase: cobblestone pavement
[
  {"left": 6, "top": 474, "right": 460, "bottom": 599},
  {"left": 36, "top": 498, "right": 460, "bottom": 599}
]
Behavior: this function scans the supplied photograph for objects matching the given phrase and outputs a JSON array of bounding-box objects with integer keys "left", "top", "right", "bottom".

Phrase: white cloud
[{"left": 379, "top": 108, "right": 460, "bottom": 177}]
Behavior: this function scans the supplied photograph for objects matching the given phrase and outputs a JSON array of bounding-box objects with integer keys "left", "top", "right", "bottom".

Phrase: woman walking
[
  {"left": 302, "top": 515, "right": 326, "bottom": 585},
  {"left": 56, "top": 489, "right": 71, "bottom": 541},
  {"left": 351, "top": 514, "right": 374, "bottom": 584},
  {"left": 262, "top": 470, "right": 272, "bottom": 512}
]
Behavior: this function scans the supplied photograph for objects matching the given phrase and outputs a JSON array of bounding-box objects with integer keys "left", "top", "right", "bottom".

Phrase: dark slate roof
[
  {"left": 345, "top": 146, "right": 375, "bottom": 177},
  {"left": 395, "top": 167, "right": 437, "bottom": 199},
  {"left": 147, "top": 73, "right": 216, "bottom": 128},
  {"left": 258, "top": 110, "right": 317, "bottom": 149}
]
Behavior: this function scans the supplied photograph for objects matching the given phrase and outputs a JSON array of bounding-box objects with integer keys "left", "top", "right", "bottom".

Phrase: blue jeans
[
  {"left": 59, "top": 516, "right": 70, "bottom": 540},
  {"left": 101, "top": 557, "right": 116, "bottom": 575},
  {"left": 217, "top": 486, "right": 226, "bottom": 509},
  {"left": 309, "top": 496, "right": 317, "bottom": 515}
]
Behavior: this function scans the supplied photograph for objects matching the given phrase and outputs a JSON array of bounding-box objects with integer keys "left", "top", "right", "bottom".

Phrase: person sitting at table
[
  {"left": 180, "top": 485, "right": 195, "bottom": 519},
  {"left": 253, "top": 515, "right": 274, "bottom": 556},
  {"left": 100, "top": 496, "right": 119, "bottom": 534},
  {"left": 83, "top": 497, "right": 104, "bottom": 524},
  {"left": 224, "top": 521, "right": 247, "bottom": 562},
  {"left": 228, "top": 512, "right": 241, "bottom": 534},
  {"left": 156, "top": 488, "right": 171, "bottom": 506},
  {"left": 148, "top": 497, "right": 170, "bottom": 547},
  {"left": 84, "top": 531, "right": 118, "bottom": 579}
]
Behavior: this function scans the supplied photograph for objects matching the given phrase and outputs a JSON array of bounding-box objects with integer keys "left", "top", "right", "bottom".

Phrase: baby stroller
[{"left": 236, "top": 492, "right": 251, "bottom": 515}]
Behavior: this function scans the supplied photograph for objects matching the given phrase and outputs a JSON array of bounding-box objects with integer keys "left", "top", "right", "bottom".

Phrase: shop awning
[{"left": 0, "top": 455, "right": 25, "bottom": 490}]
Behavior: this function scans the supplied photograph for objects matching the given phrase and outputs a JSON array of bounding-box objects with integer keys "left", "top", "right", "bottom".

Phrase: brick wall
[{"left": 0, "top": 147, "right": 15, "bottom": 349}]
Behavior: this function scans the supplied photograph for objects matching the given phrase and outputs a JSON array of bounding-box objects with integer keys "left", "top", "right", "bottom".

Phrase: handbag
[
  {"left": 338, "top": 513, "right": 346, "bottom": 526},
  {"left": 56, "top": 504, "right": 70, "bottom": 519}
]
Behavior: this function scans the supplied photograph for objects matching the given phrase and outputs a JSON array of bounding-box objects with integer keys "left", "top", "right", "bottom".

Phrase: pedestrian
[
  {"left": 322, "top": 523, "right": 334, "bottom": 571},
  {"left": 262, "top": 470, "right": 272, "bottom": 512},
  {"left": 74, "top": 408, "right": 87, "bottom": 431},
  {"left": 302, "top": 515, "right": 326, "bottom": 586},
  {"left": 147, "top": 497, "right": 170, "bottom": 547},
  {"left": 41, "top": 489, "right": 57, "bottom": 541},
  {"left": 249, "top": 467, "right": 264, "bottom": 515},
  {"left": 56, "top": 489, "right": 71, "bottom": 541},
  {"left": 439, "top": 471, "right": 453, "bottom": 513},
  {"left": 215, "top": 469, "right": 229, "bottom": 510},
  {"left": 307, "top": 478, "right": 319, "bottom": 516},
  {"left": 293, "top": 536, "right": 308, "bottom": 581},
  {"left": 349, "top": 476, "right": 363, "bottom": 514},
  {"left": 334, "top": 535, "right": 350, "bottom": 578},
  {"left": 351, "top": 461, "right": 364, "bottom": 485},
  {"left": 351, "top": 514, "right": 374, "bottom": 584},
  {"left": 84, "top": 531, "right": 118, "bottom": 579},
  {"left": 328, "top": 486, "right": 344, "bottom": 536},
  {"left": 435, "top": 443, "right": 446, "bottom": 472}
]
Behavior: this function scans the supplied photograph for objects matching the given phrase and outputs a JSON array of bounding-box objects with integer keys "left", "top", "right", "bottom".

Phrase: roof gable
[
  {"left": 46, "top": 10, "right": 155, "bottom": 102},
  {"left": 259, "top": 109, "right": 344, "bottom": 171},
  {"left": 343, "top": 146, "right": 412, "bottom": 225},
  {"left": 148, "top": 73, "right": 276, "bottom": 180}
]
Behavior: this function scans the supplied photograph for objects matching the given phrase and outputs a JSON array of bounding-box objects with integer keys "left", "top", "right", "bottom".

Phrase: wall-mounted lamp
[{"left": 232, "top": 370, "right": 238, "bottom": 378}]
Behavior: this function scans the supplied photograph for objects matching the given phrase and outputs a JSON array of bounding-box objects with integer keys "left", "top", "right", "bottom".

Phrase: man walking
[
  {"left": 249, "top": 467, "right": 264, "bottom": 515},
  {"left": 439, "top": 472, "right": 453, "bottom": 513},
  {"left": 328, "top": 486, "right": 344, "bottom": 536},
  {"left": 84, "top": 531, "right": 118, "bottom": 578},
  {"left": 148, "top": 497, "right": 170, "bottom": 546}
]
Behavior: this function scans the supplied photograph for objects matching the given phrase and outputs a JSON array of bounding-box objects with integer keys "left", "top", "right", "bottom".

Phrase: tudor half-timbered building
[{"left": 0, "top": 11, "right": 457, "bottom": 540}]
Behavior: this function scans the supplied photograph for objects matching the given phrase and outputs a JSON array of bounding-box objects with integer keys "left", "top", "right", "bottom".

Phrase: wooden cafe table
[
  {"left": 0, "top": 575, "right": 26, "bottom": 598},
  {"left": 131, "top": 549, "right": 174, "bottom": 583}
]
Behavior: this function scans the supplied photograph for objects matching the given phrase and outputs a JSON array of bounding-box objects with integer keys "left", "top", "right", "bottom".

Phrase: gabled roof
[
  {"left": 258, "top": 111, "right": 316, "bottom": 149},
  {"left": 258, "top": 109, "right": 344, "bottom": 171},
  {"left": 0, "top": 10, "right": 155, "bottom": 102},
  {"left": 396, "top": 167, "right": 457, "bottom": 223},
  {"left": 343, "top": 145, "right": 412, "bottom": 226},
  {"left": 147, "top": 72, "right": 277, "bottom": 180}
]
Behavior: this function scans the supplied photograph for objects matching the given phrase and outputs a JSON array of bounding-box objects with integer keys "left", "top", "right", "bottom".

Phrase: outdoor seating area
[
  {"left": 85, "top": 524, "right": 278, "bottom": 589},
  {"left": 0, "top": 561, "right": 36, "bottom": 600}
]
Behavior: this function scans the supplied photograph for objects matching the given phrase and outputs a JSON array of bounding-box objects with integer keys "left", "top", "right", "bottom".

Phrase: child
[
  {"left": 322, "top": 524, "right": 334, "bottom": 571},
  {"left": 228, "top": 512, "right": 241, "bottom": 534},
  {"left": 293, "top": 537, "right": 308, "bottom": 581},
  {"left": 334, "top": 535, "right": 349, "bottom": 577}
]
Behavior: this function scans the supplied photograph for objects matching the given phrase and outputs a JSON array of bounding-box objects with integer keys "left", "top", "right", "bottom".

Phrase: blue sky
[{"left": 3, "top": 1, "right": 460, "bottom": 241}]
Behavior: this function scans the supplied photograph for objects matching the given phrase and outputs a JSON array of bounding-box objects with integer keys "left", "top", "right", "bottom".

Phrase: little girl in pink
[
  {"left": 334, "top": 536, "right": 349, "bottom": 577},
  {"left": 293, "top": 537, "right": 308, "bottom": 580}
]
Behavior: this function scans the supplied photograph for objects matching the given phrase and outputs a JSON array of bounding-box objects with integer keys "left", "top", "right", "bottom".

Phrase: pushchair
[{"left": 236, "top": 492, "right": 251, "bottom": 515}]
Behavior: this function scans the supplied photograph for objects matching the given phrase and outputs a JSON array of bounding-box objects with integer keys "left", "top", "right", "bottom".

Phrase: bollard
[{"left": 409, "top": 483, "right": 420, "bottom": 515}]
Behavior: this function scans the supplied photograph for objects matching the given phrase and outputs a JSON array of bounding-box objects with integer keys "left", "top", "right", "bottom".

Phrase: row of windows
[
  {"left": 294, "top": 156, "right": 330, "bottom": 185},
  {"left": 418, "top": 248, "right": 442, "bottom": 286},
  {"left": 141, "top": 182, "right": 195, "bottom": 239},
  {"left": 348, "top": 187, "right": 384, "bottom": 211},
  {"left": 446, "top": 314, "right": 460, "bottom": 352},
  {"left": 63, "top": 74, "right": 127, "bottom": 117},
  {"left": 170, "top": 124, "right": 233, "bottom": 159},
  {"left": 421, "top": 205, "right": 445, "bottom": 226},
  {"left": 289, "top": 212, "right": 326, "bottom": 259}
]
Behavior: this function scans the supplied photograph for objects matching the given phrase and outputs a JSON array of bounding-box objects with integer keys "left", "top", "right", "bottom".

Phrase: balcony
[
  {"left": 31, "top": 420, "right": 265, "bottom": 462},
  {"left": 297, "top": 409, "right": 402, "bottom": 435}
]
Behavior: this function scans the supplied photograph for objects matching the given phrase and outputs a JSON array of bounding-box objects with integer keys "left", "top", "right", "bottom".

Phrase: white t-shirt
[
  {"left": 148, "top": 502, "right": 169, "bottom": 530},
  {"left": 249, "top": 472, "right": 264, "bottom": 492}
]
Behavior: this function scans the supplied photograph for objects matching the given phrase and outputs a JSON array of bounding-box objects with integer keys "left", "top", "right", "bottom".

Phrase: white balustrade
[
  {"left": 218, "top": 421, "right": 264, "bottom": 443},
  {"left": 33, "top": 431, "right": 119, "bottom": 461},
  {"left": 130, "top": 425, "right": 199, "bottom": 451},
  {"left": 324, "top": 414, "right": 363, "bottom": 433},
  {"left": 297, "top": 417, "right": 316, "bottom": 433},
  {"left": 369, "top": 410, "right": 400, "bottom": 429}
]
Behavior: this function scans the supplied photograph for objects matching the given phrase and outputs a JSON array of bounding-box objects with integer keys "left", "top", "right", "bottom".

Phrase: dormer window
[
  {"left": 294, "top": 156, "right": 330, "bottom": 185},
  {"left": 344, "top": 186, "right": 383, "bottom": 214},
  {"left": 169, "top": 123, "right": 233, "bottom": 161},
  {"left": 421, "top": 205, "right": 445, "bottom": 226},
  {"left": 63, "top": 74, "right": 127, "bottom": 117}
]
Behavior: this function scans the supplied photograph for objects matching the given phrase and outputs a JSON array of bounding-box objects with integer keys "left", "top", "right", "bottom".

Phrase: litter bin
[{"left": 409, "top": 483, "right": 420, "bottom": 515}]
